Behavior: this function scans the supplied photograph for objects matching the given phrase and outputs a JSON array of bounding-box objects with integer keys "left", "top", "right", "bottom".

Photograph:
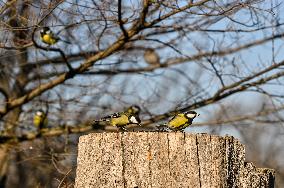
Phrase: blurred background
[{"left": 0, "top": 0, "right": 284, "bottom": 187}]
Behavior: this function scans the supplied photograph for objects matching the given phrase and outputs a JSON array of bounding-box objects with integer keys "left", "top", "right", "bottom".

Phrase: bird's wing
[
  {"left": 49, "top": 32, "right": 60, "bottom": 40},
  {"left": 101, "top": 112, "right": 121, "bottom": 121},
  {"left": 169, "top": 114, "right": 178, "bottom": 121}
]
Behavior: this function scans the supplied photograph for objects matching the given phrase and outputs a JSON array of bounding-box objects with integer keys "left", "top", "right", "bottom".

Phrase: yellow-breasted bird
[
  {"left": 102, "top": 112, "right": 141, "bottom": 128},
  {"left": 33, "top": 110, "right": 48, "bottom": 129},
  {"left": 40, "top": 27, "right": 70, "bottom": 45},
  {"left": 166, "top": 111, "right": 199, "bottom": 131},
  {"left": 100, "top": 107, "right": 141, "bottom": 129}
]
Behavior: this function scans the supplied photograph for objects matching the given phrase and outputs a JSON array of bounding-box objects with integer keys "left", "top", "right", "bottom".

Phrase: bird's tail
[
  {"left": 100, "top": 115, "right": 111, "bottom": 122},
  {"left": 89, "top": 119, "right": 108, "bottom": 129},
  {"left": 89, "top": 119, "right": 99, "bottom": 126},
  {"left": 156, "top": 123, "right": 170, "bottom": 132}
]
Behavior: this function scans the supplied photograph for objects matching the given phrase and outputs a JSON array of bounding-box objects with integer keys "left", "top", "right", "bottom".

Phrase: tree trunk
[
  {"left": 0, "top": 145, "right": 8, "bottom": 187},
  {"left": 75, "top": 132, "right": 275, "bottom": 188}
]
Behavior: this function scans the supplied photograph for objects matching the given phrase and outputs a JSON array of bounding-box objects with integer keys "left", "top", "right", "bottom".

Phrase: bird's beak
[{"left": 197, "top": 114, "right": 200, "bottom": 116}]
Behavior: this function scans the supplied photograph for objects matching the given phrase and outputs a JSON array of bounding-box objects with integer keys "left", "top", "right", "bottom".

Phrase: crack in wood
[
  {"left": 120, "top": 133, "right": 127, "bottom": 188},
  {"left": 196, "top": 135, "right": 202, "bottom": 188}
]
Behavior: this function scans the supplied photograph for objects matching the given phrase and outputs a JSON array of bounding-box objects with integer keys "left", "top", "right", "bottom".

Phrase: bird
[
  {"left": 33, "top": 110, "right": 48, "bottom": 130},
  {"left": 144, "top": 48, "right": 160, "bottom": 66},
  {"left": 166, "top": 111, "right": 199, "bottom": 131},
  {"left": 106, "top": 113, "right": 140, "bottom": 127},
  {"left": 40, "top": 27, "right": 70, "bottom": 45},
  {"left": 98, "top": 107, "right": 141, "bottom": 130}
]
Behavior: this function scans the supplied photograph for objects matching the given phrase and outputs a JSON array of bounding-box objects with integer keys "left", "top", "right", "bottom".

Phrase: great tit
[
  {"left": 33, "top": 110, "right": 48, "bottom": 129},
  {"left": 91, "top": 105, "right": 142, "bottom": 130},
  {"left": 40, "top": 27, "right": 70, "bottom": 45},
  {"left": 144, "top": 48, "right": 160, "bottom": 66},
  {"left": 166, "top": 111, "right": 199, "bottom": 131},
  {"left": 101, "top": 111, "right": 141, "bottom": 128}
]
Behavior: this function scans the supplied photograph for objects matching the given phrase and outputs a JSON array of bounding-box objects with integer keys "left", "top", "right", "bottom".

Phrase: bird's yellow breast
[
  {"left": 33, "top": 115, "right": 48, "bottom": 128},
  {"left": 41, "top": 34, "right": 57, "bottom": 45},
  {"left": 33, "top": 115, "right": 41, "bottom": 127},
  {"left": 111, "top": 114, "right": 129, "bottom": 126},
  {"left": 168, "top": 114, "right": 189, "bottom": 128}
]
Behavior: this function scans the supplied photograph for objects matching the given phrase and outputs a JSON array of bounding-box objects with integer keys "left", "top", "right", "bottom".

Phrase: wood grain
[{"left": 75, "top": 132, "right": 274, "bottom": 188}]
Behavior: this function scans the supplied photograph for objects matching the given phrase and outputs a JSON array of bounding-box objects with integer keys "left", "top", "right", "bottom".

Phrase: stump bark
[{"left": 75, "top": 132, "right": 275, "bottom": 188}]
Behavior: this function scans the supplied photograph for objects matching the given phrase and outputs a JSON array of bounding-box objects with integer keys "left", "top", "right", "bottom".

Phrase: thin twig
[{"left": 118, "top": 0, "right": 128, "bottom": 41}]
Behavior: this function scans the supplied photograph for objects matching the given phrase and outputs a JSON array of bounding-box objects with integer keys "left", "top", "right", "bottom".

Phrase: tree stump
[{"left": 75, "top": 132, "right": 275, "bottom": 188}]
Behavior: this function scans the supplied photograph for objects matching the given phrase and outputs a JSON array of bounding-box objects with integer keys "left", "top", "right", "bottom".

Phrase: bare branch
[{"left": 117, "top": 0, "right": 128, "bottom": 40}]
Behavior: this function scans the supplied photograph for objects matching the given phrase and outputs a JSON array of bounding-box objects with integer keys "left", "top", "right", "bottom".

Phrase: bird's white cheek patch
[
  {"left": 130, "top": 116, "right": 138, "bottom": 123},
  {"left": 187, "top": 114, "right": 196, "bottom": 118},
  {"left": 36, "top": 111, "right": 43, "bottom": 116}
]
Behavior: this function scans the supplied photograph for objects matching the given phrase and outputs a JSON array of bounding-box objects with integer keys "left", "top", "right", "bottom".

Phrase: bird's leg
[
  {"left": 120, "top": 126, "right": 128, "bottom": 132},
  {"left": 156, "top": 125, "right": 170, "bottom": 132}
]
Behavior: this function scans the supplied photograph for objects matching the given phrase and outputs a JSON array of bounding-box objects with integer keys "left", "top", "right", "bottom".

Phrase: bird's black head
[
  {"left": 185, "top": 111, "right": 199, "bottom": 119},
  {"left": 36, "top": 110, "right": 45, "bottom": 117},
  {"left": 40, "top": 27, "right": 50, "bottom": 36}
]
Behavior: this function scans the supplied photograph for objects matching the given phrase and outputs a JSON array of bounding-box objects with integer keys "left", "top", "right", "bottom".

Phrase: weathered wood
[{"left": 75, "top": 132, "right": 275, "bottom": 188}]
